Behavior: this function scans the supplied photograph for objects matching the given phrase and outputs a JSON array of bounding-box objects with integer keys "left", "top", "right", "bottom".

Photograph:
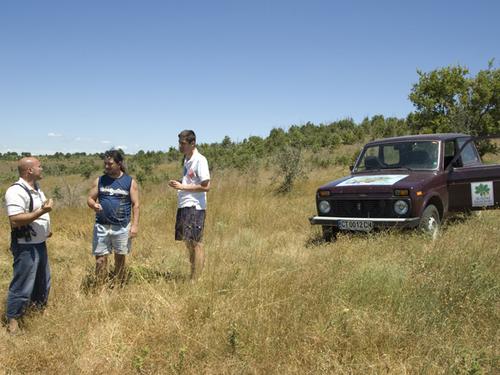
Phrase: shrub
[{"left": 273, "top": 146, "right": 306, "bottom": 193}]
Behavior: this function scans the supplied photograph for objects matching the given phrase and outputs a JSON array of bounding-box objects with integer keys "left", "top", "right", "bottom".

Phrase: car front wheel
[
  {"left": 322, "top": 226, "right": 339, "bottom": 242},
  {"left": 419, "top": 204, "right": 440, "bottom": 240}
]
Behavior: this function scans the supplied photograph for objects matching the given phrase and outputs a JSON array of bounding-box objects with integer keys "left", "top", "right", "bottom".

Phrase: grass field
[{"left": 0, "top": 157, "right": 499, "bottom": 374}]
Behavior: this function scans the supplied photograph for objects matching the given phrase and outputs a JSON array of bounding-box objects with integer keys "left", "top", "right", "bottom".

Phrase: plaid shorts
[{"left": 175, "top": 207, "right": 206, "bottom": 242}]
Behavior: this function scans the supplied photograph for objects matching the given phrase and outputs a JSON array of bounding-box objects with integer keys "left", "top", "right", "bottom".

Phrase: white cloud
[
  {"left": 115, "top": 145, "right": 128, "bottom": 150},
  {"left": 101, "top": 140, "right": 111, "bottom": 144},
  {"left": 48, "top": 132, "right": 63, "bottom": 137}
]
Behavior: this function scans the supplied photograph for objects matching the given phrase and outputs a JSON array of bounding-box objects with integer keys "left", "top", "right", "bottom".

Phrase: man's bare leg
[
  {"left": 187, "top": 240, "right": 204, "bottom": 280},
  {"left": 187, "top": 242, "right": 195, "bottom": 278},
  {"left": 114, "top": 253, "right": 127, "bottom": 286},
  {"left": 95, "top": 255, "right": 108, "bottom": 286}
]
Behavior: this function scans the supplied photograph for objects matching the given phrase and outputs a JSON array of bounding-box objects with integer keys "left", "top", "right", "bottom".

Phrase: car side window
[
  {"left": 444, "top": 141, "right": 455, "bottom": 156},
  {"left": 457, "top": 138, "right": 480, "bottom": 166},
  {"left": 444, "top": 141, "right": 456, "bottom": 169}
]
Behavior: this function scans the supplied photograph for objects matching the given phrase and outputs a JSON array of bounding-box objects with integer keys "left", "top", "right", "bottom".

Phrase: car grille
[{"left": 330, "top": 199, "right": 398, "bottom": 218}]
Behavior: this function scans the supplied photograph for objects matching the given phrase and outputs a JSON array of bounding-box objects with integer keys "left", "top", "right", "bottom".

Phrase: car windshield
[{"left": 355, "top": 141, "right": 439, "bottom": 172}]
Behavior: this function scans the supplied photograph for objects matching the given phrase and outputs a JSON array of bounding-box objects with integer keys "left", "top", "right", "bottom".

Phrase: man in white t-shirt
[
  {"left": 168, "top": 130, "right": 210, "bottom": 280},
  {"left": 4, "top": 157, "right": 53, "bottom": 334}
]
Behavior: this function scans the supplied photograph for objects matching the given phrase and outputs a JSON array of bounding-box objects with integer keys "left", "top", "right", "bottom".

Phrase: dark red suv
[{"left": 310, "top": 133, "right": 500, "bottom": 240}]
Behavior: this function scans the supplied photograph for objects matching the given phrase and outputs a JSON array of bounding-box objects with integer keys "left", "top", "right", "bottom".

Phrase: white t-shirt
[
  {"left": 178, "top": 149, "right": 210, "bottom": 210},
  {"left": 5, "top": 178, "right": 51, "bottom": 244}
]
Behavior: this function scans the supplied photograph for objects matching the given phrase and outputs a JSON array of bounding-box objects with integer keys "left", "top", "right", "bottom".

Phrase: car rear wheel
[
  {"left": 419, "top": 204, "right": 440, "bottom": 240},
  {"left": 322, "top": 226, "right": 339, "bottom": 242}
]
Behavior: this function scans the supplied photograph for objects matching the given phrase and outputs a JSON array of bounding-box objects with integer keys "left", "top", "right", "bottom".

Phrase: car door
[{"left": 447, "top": 138, "right": 500, "bottom": 211}]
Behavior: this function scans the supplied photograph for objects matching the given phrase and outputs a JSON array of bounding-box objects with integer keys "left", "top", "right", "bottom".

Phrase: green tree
[
  {"left": 266, "top": 128, "right": 288, "bottom": 150},
  {"left": 221, "top": 135, "right": 233, "bottom": 148},
  {"left": 408, "top": 61, "right": 500, "bottom": 154},
  {"left": 78, "top": 163, "right": 95, "bottom": 179}
]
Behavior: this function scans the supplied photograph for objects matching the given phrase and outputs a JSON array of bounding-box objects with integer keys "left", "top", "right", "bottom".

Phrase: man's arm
[
  {"left": 87, "top": 177, "right": 102, "bottom": 212},
  {"left": 168, "top": 179, "right": 210, "bottom": 192},
  {"left": 9, "top": 199, "right": 53, "bottom": 228},
  {"left": 129, "top": 179, "right": 140, "bottom": 238}
]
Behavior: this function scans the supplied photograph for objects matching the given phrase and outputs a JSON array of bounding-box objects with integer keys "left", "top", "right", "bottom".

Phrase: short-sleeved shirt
[
  {"left": 178, "top": 149, "right": 210, "bottom": 210},
  {"left": 5, "top": 178, "right": 51, "bottom": 244}
]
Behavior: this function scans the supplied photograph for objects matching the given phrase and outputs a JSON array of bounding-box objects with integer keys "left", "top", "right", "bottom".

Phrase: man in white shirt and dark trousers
[
  {"left": 169, "top": 130, "right": 210, "bottom": 280},
  {"left": 4, "top": 157, "right": 53, "bottom": 334}
]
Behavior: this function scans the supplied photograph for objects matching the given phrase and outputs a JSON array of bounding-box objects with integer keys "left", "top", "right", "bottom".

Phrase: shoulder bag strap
[{"left": 12, "top": 183, "right": 34, "bottom": 212}]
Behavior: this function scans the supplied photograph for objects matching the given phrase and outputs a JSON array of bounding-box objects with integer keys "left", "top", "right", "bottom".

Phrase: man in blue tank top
[{"left": 87, "top": 150, "right": 140, "bottom": 286}]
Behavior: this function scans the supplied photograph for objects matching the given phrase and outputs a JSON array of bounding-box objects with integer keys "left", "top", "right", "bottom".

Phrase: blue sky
[{"left": 0, "top": 0, "right": 498, "bottom": 154}]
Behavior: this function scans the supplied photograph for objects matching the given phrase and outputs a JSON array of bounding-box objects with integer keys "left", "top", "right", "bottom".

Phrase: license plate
[{"left": 338, "top": 220, "right": 373, "bottom": 232}]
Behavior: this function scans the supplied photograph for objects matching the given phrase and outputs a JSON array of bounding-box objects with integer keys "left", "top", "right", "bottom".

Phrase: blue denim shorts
[{"left": 92, "top": 223, "right": 131, "bottom": 256}]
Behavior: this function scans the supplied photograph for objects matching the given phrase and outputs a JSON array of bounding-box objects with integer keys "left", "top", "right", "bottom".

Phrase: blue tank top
[{"left": 96, "top": 174, "right": 132, "bottom": 226}]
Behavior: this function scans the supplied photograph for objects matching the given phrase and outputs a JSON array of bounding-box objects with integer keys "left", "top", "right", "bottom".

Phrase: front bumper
[{"left": 309, "top": 216, "right": 420, "bottom": 229}]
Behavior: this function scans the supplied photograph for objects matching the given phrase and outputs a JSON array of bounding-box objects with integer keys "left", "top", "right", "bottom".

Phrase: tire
[
  {"left": 322, "top": 226, "right": 339, "bottom": 242},
  {"left": 419, "top": 204, "right": 440, "bottom": 240}
]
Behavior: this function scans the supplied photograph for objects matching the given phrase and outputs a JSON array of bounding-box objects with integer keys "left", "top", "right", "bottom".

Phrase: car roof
[{"left": 365, "top": 133, "right": 470, "bottom": 146}]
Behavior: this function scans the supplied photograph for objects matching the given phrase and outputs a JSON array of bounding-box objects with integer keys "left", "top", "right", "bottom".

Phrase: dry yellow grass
[{"left": 0, "top": 160, "right": 499, "bottom": 374}]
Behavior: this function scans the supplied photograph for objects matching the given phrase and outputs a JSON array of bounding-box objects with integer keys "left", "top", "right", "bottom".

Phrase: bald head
[{"left": 18, "top": 157, "right": 42, "bottom": 180}]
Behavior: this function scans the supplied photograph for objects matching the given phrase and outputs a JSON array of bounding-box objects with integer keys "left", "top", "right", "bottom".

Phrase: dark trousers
[{"left": 6, "top": 242, "right": 51, "bottom": 319}]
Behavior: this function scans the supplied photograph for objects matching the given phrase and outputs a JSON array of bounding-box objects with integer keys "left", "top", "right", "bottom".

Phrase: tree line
[{"left": 1, "top": 61, "right": 498, "bottom": 172}]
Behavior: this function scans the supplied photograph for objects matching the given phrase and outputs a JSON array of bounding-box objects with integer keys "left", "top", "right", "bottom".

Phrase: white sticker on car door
[{"left": 471, "top": 181, "right": 494, "bottom": 207}]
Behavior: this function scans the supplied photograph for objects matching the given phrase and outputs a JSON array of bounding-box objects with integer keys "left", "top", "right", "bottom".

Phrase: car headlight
[
  {"left": 394, "top": 200, "right": 409, "bottom": 215},
  {"left": 319, "top": 200, "right": 331, "bottom": 213}
]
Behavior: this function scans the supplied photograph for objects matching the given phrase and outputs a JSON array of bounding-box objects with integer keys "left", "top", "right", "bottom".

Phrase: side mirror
[{"left": 349, "top": 165, "right": 354, "bottom": 172}]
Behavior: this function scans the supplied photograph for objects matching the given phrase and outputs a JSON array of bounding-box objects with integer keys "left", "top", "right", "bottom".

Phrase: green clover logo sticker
[{"left": 475, "top": 184, "right": 490, "bottom": 197}]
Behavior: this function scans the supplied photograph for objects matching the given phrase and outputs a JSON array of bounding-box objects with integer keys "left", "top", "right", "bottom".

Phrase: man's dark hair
[
  {"left": 178, "top": 130, "right": 196, "bottom": 144},
  {"left": 104, "top": 149, "right": 126, "bottom": 172}
]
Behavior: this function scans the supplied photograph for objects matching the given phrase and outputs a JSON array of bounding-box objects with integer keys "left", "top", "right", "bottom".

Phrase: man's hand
[
  {"left": 92, "top": 203, "right": 103, "bottom": 213},
  {"left": 129, "top": 224, "right": 138, "bottom": 238},
  {"left": 168, "top": 180, "right": 184, "bottom": 190},
  {"left": 41, "top": 198, "right": 54, "bottom": 213}
]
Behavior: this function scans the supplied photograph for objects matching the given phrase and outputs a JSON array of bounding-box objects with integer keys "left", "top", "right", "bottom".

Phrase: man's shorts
[
  {"left": 92, "top": 223, "right": 131, "bottom": 256},
  {"left": 175, "top": 207, "right": 206, "bottom": 242}
]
